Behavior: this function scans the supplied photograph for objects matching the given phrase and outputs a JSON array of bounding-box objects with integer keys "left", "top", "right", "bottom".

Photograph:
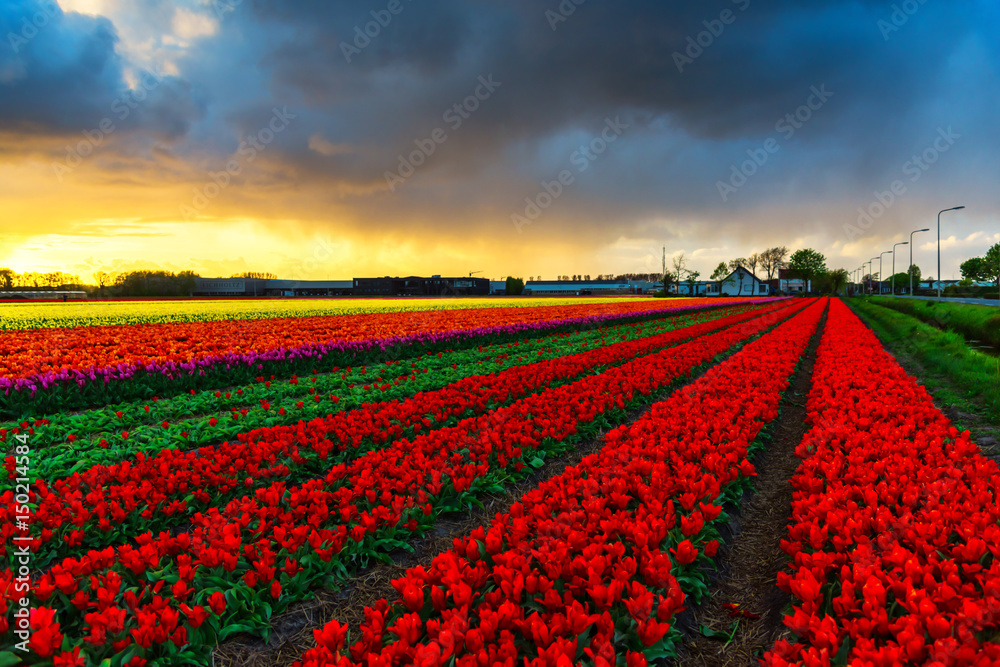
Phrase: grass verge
[{"left": 867, "top": 296, "right": 1000, "bottom": 349}]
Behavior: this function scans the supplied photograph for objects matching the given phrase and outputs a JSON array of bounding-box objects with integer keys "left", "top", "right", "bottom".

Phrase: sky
[{"left": 1, "top": 0, "right": 998, "bottom": 283}]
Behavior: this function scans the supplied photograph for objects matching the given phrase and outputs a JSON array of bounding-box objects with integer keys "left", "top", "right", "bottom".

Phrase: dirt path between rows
[
  {"left": 671, "top": 304, "right": 828, "bottom": 666},
  {"left": 213, "top": 304, "right": 804, "bottom": 667}
]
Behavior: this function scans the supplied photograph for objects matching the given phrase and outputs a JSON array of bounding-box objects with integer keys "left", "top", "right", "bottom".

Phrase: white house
[{"left": 713, "top": 267, "right": 770, "bottom": 296}]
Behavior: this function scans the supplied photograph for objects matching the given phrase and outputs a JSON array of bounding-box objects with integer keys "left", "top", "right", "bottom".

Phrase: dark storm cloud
[
  {"left": 0, "top": 0, "right": 201, "bottom": 143},
  {"left": 3, "top": 0, "right": 997, "bottom": 264},
  {"left": 198, "top": 0, "right": 994, "bottom": 201}
]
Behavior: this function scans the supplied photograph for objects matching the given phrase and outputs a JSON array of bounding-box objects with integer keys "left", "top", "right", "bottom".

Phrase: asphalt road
[{"left": 886, "top": 295, "right": 1000, "bottom": 307}]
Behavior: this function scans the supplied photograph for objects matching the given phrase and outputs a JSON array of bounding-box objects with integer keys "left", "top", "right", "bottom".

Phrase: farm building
[
  {"left": 352, "top": 276, "right": 490, "bottom": 296},
  {"left": 0, "top": 290, "right": 87, "bottom": 300},
  {"left": 524, "top": 280, "right": 637, "bottom": 296},
  {"left": 192, "top": 278, "right": 353, "bottom": 297}
]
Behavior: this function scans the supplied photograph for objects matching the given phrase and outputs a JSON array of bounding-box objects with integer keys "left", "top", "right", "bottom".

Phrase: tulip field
[{"left": 2, "top": 296, "right": 999, "bottom": 666}]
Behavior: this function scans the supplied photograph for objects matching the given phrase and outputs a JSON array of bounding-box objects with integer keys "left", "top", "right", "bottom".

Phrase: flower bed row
[
  {"left": 0, "top": 298, "right": 768, "bottom": 418},
  {"left": 764, "top": 298, "right": 1000, "bottom": 666},
  {"left": 2, "top": 303, "right": 758, "bottom": 484},
  {"left": 0, "top": 300, "right": 808, "bottom": 665},
  {"left": 7, "top": 301, "right": 793, "bottom": 567},
  {"left": 293, "top": 299, "right": 827, "bottom": 666}
]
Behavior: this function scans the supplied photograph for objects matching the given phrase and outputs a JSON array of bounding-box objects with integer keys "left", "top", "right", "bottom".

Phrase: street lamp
[
  {"left": 937, "top": 206, "right": 966, "bottom": 298},
  {"left": 870, "top": 258, "right": 880, "bottom": 295},
  {"left": 879, "top": 251, "right": 892, "bottom": 295},
  {"left": 891, "top": 242, "right": 908, "bottom": 295},
  {"left": 910, "top": 228, "right": 930, "bottom": 295}
]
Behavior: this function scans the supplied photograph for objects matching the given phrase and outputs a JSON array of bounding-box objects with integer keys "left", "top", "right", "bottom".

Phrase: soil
[
  {"left": 212, "top": 401, "right": 645, "bottom": 667},
  {"left": 211, "top": 306, "right": 799, "bottom": 667},
  {"left": 670, "top": 304, "right": 828, "bottom": 666}
]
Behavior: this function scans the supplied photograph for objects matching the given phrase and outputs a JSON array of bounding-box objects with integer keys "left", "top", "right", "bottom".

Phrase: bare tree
[
  {"left": 761, "top": 246, "right": 789, "bottom": 282},
  {"left": 672, "top": 253, "right": 692, "bottom": 281},
  {"left": 746, "top": 252, "right": 761, "bottom": 278},
  {"left": 94, "top": 270, "right": 114, "bottom": 296}
]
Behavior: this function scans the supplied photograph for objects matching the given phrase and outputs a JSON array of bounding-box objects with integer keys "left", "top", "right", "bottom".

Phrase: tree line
[
  {"left": 0, "top": 269, "right": 278, "bottom": 298},
  {"left": 960, "top": 243, "right": 1000, "bottom": 287}
]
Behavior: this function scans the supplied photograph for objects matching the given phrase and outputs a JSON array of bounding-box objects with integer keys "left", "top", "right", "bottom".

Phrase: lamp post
[
  {"left": 910, "top": 228, "right": 930, "bottom": 295},
  {"left": 870, "top": 258, "right": 880, "bottom": 295},
  {"left": 879, "top": 252, "right": 892, "bottom": 295},
  {"left": 937, "top": 206, "right": 966, "bottom": 298},
  {"left": 891, "top": 242, "right": 908, "bottom": 295}
]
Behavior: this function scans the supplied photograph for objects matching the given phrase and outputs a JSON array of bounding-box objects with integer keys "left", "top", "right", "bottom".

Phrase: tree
[
  {"left": 671, "top": 253, "right": 692, "bottom": 282},
  {"left": 233, "top": 272, "right": 278, "bottom": 280},
  {"left": 788, "top": 249, "right": 827, "bottom": 293},
  {"left": 93, "top": 271, "right": 114, "bottom": 296},
  {"left": 907, "top": 264, "right": 922, "bottom": 291},
  {"left": 0, "top": 268, "right": 14, "bottom": 290},
  {"left": 661, "top": 271, "right": 678, "bottom": 294},
  {"left": 760, "top": 246, "right": 789, "bottom": 282},
  {"left": 988, "top": 243, "right": 1000, "bottom": 287},
  {"left": 825, "top": 268, "right": 849, "bottom": 295},
  {"left": 680, "top": 270, "right": 701, "bottom": 296},
  {"left": 961, "top": 257, "right": 987, "bottom": 282},
  {"left": 746, "top": 252, "right": 761, "bottom": 278},
  {"left": 889, "top": 272, "right": 910, "bottom": 294},
  {"left": 959, "top": 243, "right": 999, "bottom": 287},
  {"left": 710, "top": 262, "right": 734, "bottom": 295},
  {"left": 728, "top": 258, "right": 748, "bottom": 295},
  {"left": 505, "top": 276, "right": 524, "bottom": 295}
]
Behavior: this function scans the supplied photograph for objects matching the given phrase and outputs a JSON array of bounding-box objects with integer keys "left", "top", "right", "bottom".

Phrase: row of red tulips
[
  {"left": 293, "top": 299, "right": 827, "bottom": 666},
  {"left": 4, "top": 303, "right": 748, "bottom": 478},
  {"left": 3, "top": 299, "right": 756, "bottom": 418},
  {"left": 764, "top": 299, "right": 1000, "bottom": 666},
  {"left": 1, "top": 300, "right": 810, "bottom": 664},
  {"left": 3, "top": 302, "right": 791, "bottom": 568}
]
